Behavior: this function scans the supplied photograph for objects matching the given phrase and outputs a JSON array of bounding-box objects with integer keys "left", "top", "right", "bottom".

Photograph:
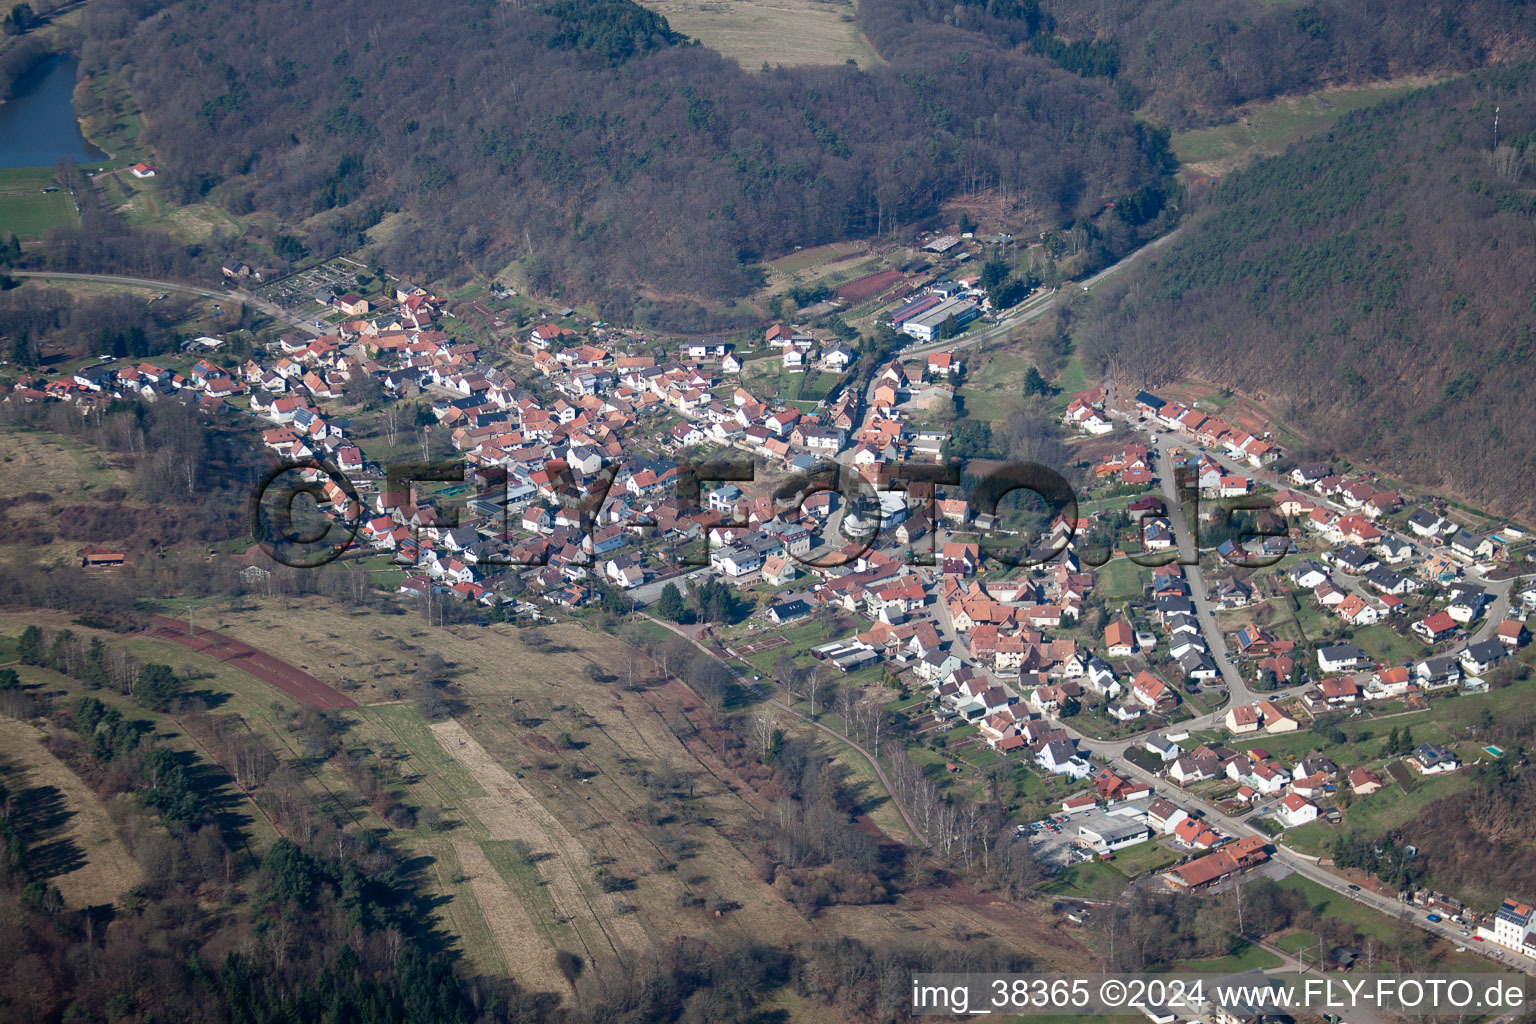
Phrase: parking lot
[{"left": 1019, "top": 815, "right": 1092, "bottom": 869}]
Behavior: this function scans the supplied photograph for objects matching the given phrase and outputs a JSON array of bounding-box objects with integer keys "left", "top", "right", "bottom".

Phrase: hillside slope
[
  {"left": 1076, "top": 63, "right": 1536, "bottom": 520},
  {"left": 78, "top": 0, "right": 1167, "bottom": 321},
  {"left": 1040, "top": 0, "right": 1536, "bottom": 125}
]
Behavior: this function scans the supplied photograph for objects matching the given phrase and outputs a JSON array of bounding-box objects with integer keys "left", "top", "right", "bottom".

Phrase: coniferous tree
[{"left": 15, "top": 625, "right": 42, "bottom": 666}]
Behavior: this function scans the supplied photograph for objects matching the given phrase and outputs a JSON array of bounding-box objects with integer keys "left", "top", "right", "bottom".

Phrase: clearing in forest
[{"left": 637, "top": 0, "right": 880, "bottom": 69}]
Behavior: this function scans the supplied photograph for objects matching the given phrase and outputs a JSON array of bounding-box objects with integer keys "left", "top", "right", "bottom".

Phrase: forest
[
  {"left": 1075, "top": 62, "right": 1536, "bottom": 521},
  {"left": 1032, "top": 0, "right": 1536, "bottom": 125},
  {"left": 72, "top": 0, "right": 1169, "bottom": 320}
]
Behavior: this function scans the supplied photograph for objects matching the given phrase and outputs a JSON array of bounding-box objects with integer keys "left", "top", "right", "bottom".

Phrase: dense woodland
[
  {"left": 1077, "top": 63, "right": 1536, "bottom": 520},
  {"left": 73, "top": 0, "right": 1169, "bottom": 319},
  {"left": 1035, "top": 0, "right": 1536, "bottom": 125}
]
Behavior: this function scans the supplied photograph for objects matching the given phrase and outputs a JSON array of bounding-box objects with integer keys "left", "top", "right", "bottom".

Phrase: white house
[
  {"left": 1275, "top": 793, "right": 1319, "bottom": 828},
  {"left": 1317, "top": 644, "right": 1366, "bottom": 673},
  {"left": 1488, "top": 898, "right": 1536, "bottom": 957},
  {"left": 1411, "top": 742, "right": 1460, "bottom": 775}
]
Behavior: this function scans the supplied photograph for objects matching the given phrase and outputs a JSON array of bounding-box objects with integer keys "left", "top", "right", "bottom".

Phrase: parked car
[{"left": 1427, "top": 914, "right": 1441, "bottom": 923}]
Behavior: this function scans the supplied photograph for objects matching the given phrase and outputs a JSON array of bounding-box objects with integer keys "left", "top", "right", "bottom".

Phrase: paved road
[
  {"left": 11, "top": 271, "right": 323, "bottom": 337},
  {"left": 1152, "top": 442, "right": 1257, "bottom": 708},
  {"left": 1075, "top": 726, "right": 1536, "bottom": 977}
]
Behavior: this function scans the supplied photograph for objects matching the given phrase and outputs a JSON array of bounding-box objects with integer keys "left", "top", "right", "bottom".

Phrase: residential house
[
  {"left": 1411, "top": 743, "right": 1460, "bottom": 775},
  {"left": 1276, "top": 793, "right": 1319, "bottom": 828}
]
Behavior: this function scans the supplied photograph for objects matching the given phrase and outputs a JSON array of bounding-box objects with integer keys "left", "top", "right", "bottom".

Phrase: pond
[{"left": 0, "top": 55, "right": 108, "bottom": 169}]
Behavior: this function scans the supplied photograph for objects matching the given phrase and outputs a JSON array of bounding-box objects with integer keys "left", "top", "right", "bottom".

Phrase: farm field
[
  {"left": 637, "top": 0, "right": 879, "bottom": 69},
  {"left": 196, "top": 597, "right": 1089, "bottom": 986}
]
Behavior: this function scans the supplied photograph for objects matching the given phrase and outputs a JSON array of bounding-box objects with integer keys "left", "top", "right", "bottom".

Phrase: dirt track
[{"left": 146, "top": 614, "right": 356, "bottom": 709}]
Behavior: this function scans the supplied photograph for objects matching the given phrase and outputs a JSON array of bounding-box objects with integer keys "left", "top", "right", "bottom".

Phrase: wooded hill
[
  {"left": 1035, "top": 0, "right": 1536, "bottom": 126},
  {"left": 1076, "top": 63, "right": 1536, "bottom": 521},
  {"left": 77, "top": 0, "right": 1168, "bottom": 322}
]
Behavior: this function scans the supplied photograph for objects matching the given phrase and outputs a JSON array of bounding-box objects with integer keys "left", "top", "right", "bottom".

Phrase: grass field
[
  {"left": 1041, "top": 858, "right": 1125, "bottom": 899},
  {"left": 953, "top": 347, "right": 1031, "bottom": 424},
  {"left": 1276, "top": 874, "right": 1415, "bottom": 944},
  {"left": 0, "top": 614, "right": 288, "bottom": 856},
  {"left": 1274, "top": 874, "right": 1487, "bottom": 973},
  {"left": 0, "top": 717, "right": 143, "bottom": 909},
  {"left": 1049, "top": 356, "right": 1090, "bottom": 415},
  {"left": 1273, "top": 929, "right": 1318, "bottom": 954},
  {"left": 1233, "top": 711, "right": 1453, "bottom": 768},
  {"left": 104, "top": 172, "right": 246, "bottom": 244},
  {"left": 637, "top": 0, "right": 880, "bottom": 68},
  {"left": 76, "top": 69, "right": 147, "bottom": 166},
  {"left": 956, "top": 387, "right": 1015, "bottom": 423},
  {"left": 1172, "top": 77, "right": 1441, "bottom": 174},
  {"left": 1096, "top": 557, "right": 1150, "bottom": 602},
  {"left": 0, "top": 427, "right": 133, "bottom": 501},
  {"left": 0, "top": 167, "right": 78, "bottom": 239},
  {"left": 1351, "top": 624, "right": 1422, "bottom": 666},
  {"left": 0, "top": 426, "right": 147, "bottom": 567},
  {"left": 745, "top": 362, "right": 837, "bottom": 407},
  {"left": 1106, "top": 838, "right": 1179, "bottom": 878}
]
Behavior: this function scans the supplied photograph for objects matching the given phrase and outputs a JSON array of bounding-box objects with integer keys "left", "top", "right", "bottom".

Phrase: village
[{"left": 12, "top": 245, "right": 1536, "bottom": 980}]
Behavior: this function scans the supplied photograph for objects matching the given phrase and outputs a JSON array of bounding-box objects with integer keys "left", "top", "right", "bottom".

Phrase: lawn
[
  {"left": 748, "top": 364, "right": 838, "bottom": 407},
  {"left": 1176, "top": 940, "right": 1283, "bottom": 973},
  {"left": 822, "top": 733, "right": 918, "bottom": 844},
  {"left": 1097, "top": 556, "right": 1150, "bottom": 602},
  {"left": 1288, "top": 595, "right": 1334, "bottom": 642},
  {"left": 77, "top": 68, "right": 148, "bottom": 167},
  {"left": 1041, "top": 858, "right": 1125, "bottom": 898},
  {"left": 1275, "top": 878, "right": 1485, "bottom": 969},
  {"left": 1048, "top": 356, "right": 1090, "bottom": 415},
  {"left": 1351, "top": 624, "right": 1422, "bottom": 667},
  {"left": 1276, "top": 874, "right": 1416, "bottom": 945},
  {"left": 1106, "top": 839, "right": 1179, "bottom": 878},
  {"left": 1340, "top": 768, "right": 1470, "bottom": 835},
  {"left": 0, "top": 187, "right": 77, "bottom": 239},
  {"left": 1273, "top": 930, "right": 1318, "bottom": 955},
  {"left": 1280, "top": 819, "right": 1336, "bottom": 857},
  {"left": 1232, "top": 711, "right": 1451, "bottom": 767},
  {"left": 956, "top": 387, "right": 1015, "bottom": 423}
]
